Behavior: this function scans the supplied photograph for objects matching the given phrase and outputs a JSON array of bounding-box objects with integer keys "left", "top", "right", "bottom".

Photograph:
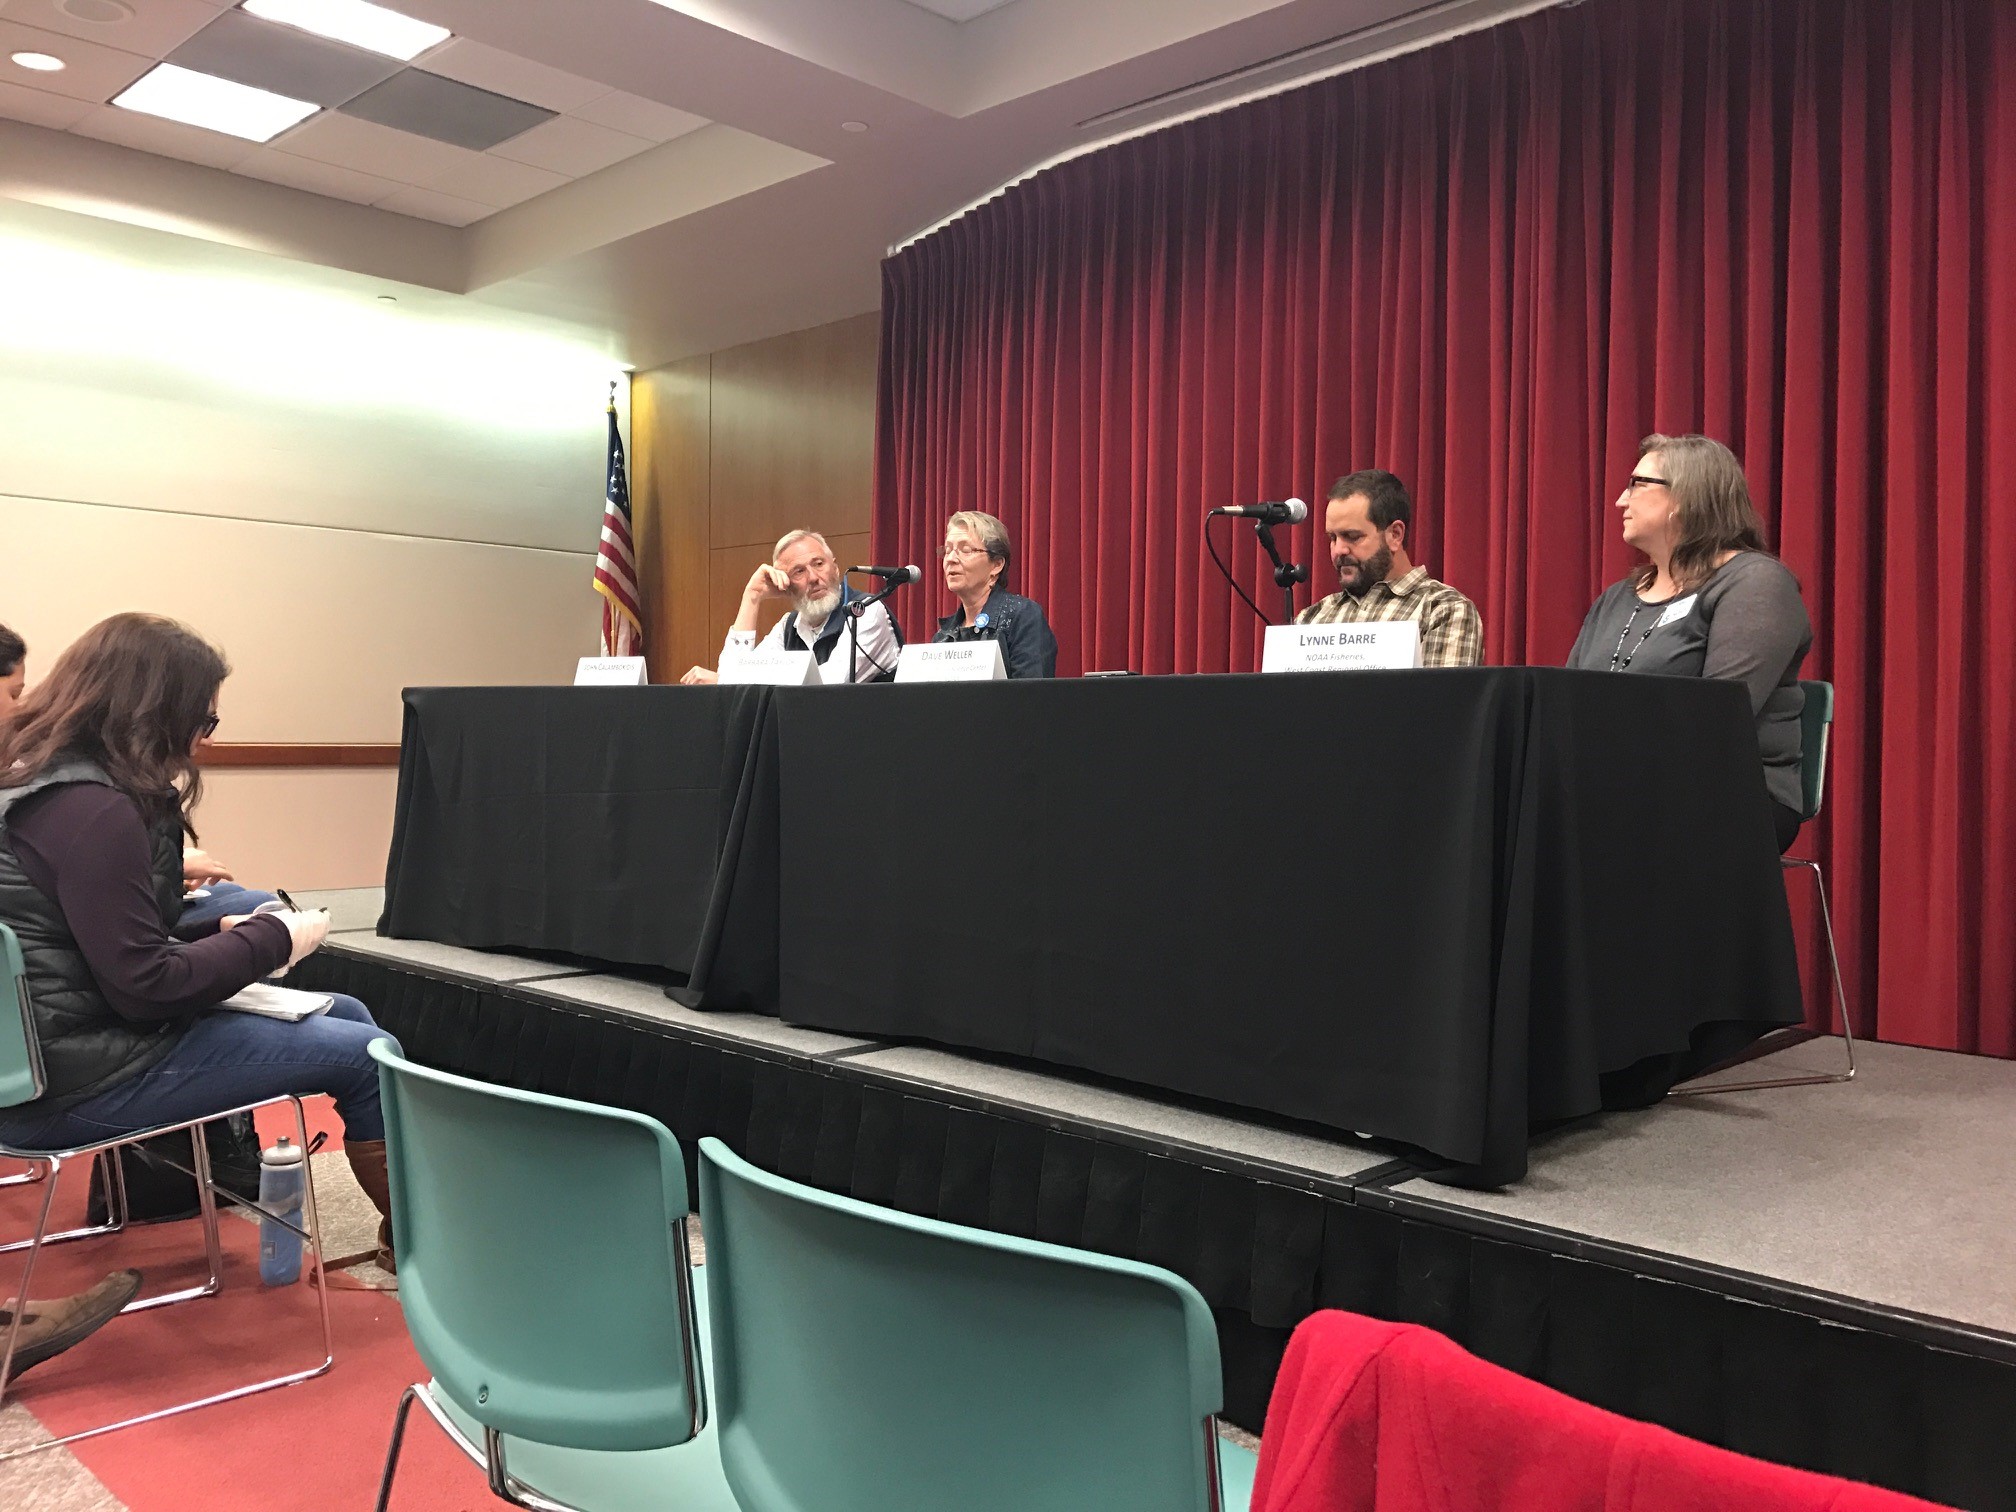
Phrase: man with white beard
[{"left": 680, "top": 528, "right": 901, "bottom": 684}]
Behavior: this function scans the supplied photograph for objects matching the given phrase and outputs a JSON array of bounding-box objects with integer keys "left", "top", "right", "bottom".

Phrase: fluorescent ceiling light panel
[
  {"left": 241, "top": 0, "right": 450, "bottom": 62},
  {"left": 112, "top": 63, "right": 319, "bottom": 142}
]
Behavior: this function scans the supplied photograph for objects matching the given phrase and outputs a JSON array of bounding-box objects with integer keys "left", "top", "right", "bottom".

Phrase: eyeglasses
[
  {"left": 942, "top": 542, "right": 987, "bottom": 560},
  {"left": 198, "top": 713, "right": 220, "bottom": 739},
  {"left": 1624, "top": 474, "right": 1670, "bottom": 495}
]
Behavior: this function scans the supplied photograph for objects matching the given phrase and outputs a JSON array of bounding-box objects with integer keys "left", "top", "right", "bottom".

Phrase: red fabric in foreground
[
  {"left": 874, "top": 0, "right": 2016, "bottom": 1055},
  {"left": 1251, "top": 1311, "right": 1950, "bottom": 1512}
]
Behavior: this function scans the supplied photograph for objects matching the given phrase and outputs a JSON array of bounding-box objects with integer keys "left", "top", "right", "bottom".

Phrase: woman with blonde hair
[
  {"left": 1567, "top": 434, "right": 1814, "bottom": 851},
  {"left": 933, "top": 510, "right": 1059, "bottom": 678}
]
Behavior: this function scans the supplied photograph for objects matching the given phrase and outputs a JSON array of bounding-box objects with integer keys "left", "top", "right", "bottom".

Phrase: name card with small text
[
  {"left": 1261, "top": 622, "right": 1421, "bottom": 674},
  {"left": 574, "top": 656, "right": 648, "bottom": 686},
  {"left": 720, "top": 648, "right": 819, "bottom": 686},
  {"left": 895, "top": 640, "right": 1008, "bottom": 683}
]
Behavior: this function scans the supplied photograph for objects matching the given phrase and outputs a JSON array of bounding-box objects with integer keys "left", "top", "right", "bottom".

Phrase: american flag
[{"left": 594, "top": 398, "right": 642, "bottom": 657}]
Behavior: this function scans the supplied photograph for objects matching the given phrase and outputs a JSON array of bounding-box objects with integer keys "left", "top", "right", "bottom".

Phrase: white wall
[{"left": 0, "top": 199, "right": 625, "bottom": 887}]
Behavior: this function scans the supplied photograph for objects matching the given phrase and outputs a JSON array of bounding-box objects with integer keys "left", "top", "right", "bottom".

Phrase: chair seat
[{"left": 428, "top": 1261, "right": 739, "bottom": 1512}]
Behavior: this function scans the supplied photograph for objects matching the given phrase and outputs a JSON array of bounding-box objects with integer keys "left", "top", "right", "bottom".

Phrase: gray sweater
[{"left": 1566, "top": 551, "right": 1813, "bottom": 813}]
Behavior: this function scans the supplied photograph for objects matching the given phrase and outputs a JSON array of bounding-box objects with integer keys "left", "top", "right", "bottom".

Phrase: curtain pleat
[{"left": 873, "top": 0, "right": 2015, "bottom": 1054}]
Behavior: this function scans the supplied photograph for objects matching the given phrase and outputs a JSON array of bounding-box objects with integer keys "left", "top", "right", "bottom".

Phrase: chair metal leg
[
  {"left": 1674, "top": 857, "right": 1857, "bottom": 1095},
  {"left": 0, "top": 1097, "right": 336, "bottom": 1460},
  {"left": 397, "top": 1382, "right": 585, "bottom": 1512},
  {"left": 374, "top": 1385, "right": 422, "bottom": 1512},
  {"left": 0, "top": 1153, "right": 65, "bottom": 1404},
  {"left": 0, "top": 1152, "right": 129, "bottom": 1255},
  {"left": 0, "top": 1159, "right": 46, "bottom": 1190}
]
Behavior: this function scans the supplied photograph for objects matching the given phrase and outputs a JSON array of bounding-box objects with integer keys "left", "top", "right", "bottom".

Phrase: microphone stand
[
  {"left": 846, "top": 576, "right": 905, "bottom": 683},
  {"left": 1253, "top": 520, "right": 1308, "bottom": 625}
]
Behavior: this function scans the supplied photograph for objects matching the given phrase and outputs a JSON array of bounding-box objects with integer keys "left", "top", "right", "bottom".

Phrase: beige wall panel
[
  {"left": 5, "top": 497, "right": 599, "bottom": 742},
  {"left": 196, "top": 769, "right": 399, "bottom": 891},
  {"left": 631, "top": 357, "right": 711, "bottom": 681},
  {"left": 707, "top": 313, "right": 878, "bottom": 550}
]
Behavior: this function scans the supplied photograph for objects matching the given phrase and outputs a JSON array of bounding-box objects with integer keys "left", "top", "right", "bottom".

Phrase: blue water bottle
[{"left": 258, "top": 1136, "right": 305, "bottom": 1286}]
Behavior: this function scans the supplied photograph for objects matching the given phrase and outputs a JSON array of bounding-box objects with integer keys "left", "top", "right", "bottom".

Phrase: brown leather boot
[
  {"left": 0, "top": 1269, "right": 143, "bottom": 1383},
  {"left": 343, "top": 1139, "right": 396, "bottom": 1274}
]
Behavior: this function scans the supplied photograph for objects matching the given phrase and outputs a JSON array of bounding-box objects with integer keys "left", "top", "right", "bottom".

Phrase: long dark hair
[{"left": 0, "top": 614, "right": 228, "bottom": 837}]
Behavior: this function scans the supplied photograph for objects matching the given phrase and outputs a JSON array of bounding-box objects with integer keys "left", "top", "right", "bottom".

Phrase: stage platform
[{"left": 294, "top": 888, "right": 2016, "bottom": 1510}]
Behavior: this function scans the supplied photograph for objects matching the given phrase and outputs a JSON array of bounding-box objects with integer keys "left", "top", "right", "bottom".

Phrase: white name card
[
  {"left": 1261, "top": 622, "right": 1421, "bottom": 673},
  {"left": 719, "top": 648, "right": 818, "bottom": 686},
  {"left": 574, "top": 656, "right": 647, "bottom": 686},
  {"left": 895, "top": 640, "right": 1008, "bottom": 683}
]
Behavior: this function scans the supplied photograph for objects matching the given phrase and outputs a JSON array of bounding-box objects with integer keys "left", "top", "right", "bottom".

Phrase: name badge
[
  {"left": 574, "top": 656, "right": 647, "bottom": 686},
  {"left": 1261, "top": 621, "right": 1421, "bottom": 673},
  {"left": 719, "top": 648, "right": 819, "bottom": 686},
  {"left": 895, "top": 640, "right": 1008, "bottom": 683},
  {"left": 1655, "top": 594, "right": 1699, "bottom": 629}
]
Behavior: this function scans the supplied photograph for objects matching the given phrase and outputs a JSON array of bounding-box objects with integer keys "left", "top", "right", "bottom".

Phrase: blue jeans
[
  {"left": 176, "top": 882, "right": 281, "bottom": 939},
  {"left": 0, "top": 996, "right": 399, "bottom": 1152}
]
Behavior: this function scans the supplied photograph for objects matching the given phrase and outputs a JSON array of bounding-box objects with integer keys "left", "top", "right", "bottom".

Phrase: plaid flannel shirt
[{"left": 1294, "top": 566, "right": 1484, "bottom": 667}]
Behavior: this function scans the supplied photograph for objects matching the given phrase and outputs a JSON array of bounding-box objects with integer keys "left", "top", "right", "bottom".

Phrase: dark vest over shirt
[{"left": 0, "top": 761, "right": 189, "bottom": 1111}]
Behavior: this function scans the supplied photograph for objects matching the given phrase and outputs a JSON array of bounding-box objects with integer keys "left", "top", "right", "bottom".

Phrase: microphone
[
  {"left": 1211, "top": 498, "right": 1308, "bottom": 525},
  {"left": 851, "top": 564, "right": 922, "bottom": 585}
]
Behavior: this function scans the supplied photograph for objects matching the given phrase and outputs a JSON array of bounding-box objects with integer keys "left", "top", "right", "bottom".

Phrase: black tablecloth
[
  {"left": 773, "top": 669, "right": 1804, "bottom": 1184},
  {"left": 378, "top": 686, "right": 779, "bottom": 1008}
]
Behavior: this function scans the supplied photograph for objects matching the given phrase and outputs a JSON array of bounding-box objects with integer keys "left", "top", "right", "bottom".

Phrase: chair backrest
[
  {"left": 697, "top": 1136, "right": 1225, "bottom": 1512},
  {"left": 369, "top": 1039, "right": 704, "bottom": 1453},
  {"left": 0, "top": 922, "right": 46, "bottom": 1111},
  {"left": 1797, "top": 679, "right": 1835, "bottom": 822}
]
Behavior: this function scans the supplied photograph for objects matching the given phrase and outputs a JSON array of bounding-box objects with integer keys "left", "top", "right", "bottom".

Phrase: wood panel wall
[{"left": 630, "top": 313, "right": 879, "bottom": 680}]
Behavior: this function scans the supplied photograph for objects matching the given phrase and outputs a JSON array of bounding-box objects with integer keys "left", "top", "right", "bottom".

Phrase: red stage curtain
[{"left": 874, "top": 0, "right": 2015, "bottom": 1056}]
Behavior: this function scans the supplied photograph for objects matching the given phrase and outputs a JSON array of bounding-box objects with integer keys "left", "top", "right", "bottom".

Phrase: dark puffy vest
[{"left": 0, "top": 761, "right": 189, "bottom": 1111}]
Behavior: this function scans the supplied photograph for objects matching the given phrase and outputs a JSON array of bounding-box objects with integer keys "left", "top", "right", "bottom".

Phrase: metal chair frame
[
  {"left": 1675, "top": 679, "right": 1857, "bottom": 1096},
  {"left": 0, "top": 1092, "right": 334, "bottom": 1459}
]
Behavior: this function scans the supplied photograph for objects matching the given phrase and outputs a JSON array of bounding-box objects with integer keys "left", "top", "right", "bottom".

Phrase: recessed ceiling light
[
  {"left": 10, "top": 52, "right": 67, "bottom": 72},
  {"left": 58, "top": 0, "right": 134, "bottom": 23},
  {"left": 112, "top": 64, "right": 319, "bottom": 142},
  {"left": 240, "top": 0, "right": 450, "bottom": 62},
  {"left": 841, "top": 120, "right": 868, "bottom": 133}
]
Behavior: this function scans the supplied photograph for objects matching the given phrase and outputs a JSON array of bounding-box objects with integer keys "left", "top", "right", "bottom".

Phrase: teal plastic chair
[
  {"left": 368, "top": 1040, "right": 737, "bottom": 1512},
  {"left": 697, "top": 1136, "right": 1258, "bottom": 1512},
  {"left": 0, "top": 922, "right": 333, "bottom": 1457},
  {"left": 1678, "top": 679, "right": 1858, "bottom": 1094}
]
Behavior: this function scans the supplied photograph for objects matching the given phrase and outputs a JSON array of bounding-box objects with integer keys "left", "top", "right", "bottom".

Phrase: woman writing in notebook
[{"left": 0, "top": 614, "right": 400, "bottom": 1277}]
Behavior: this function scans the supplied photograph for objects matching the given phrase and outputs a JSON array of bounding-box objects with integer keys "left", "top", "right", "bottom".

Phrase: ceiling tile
[
  {"left": 490, "top": 113, "right": 650, "bottom": 177},
  {"left": 418, "top": 37, "right": 606, "bottom": 114},
  {"left": 232, "top": 143, "right": 402, "bottom": 203},
  {"left": 2, "top": 0, "right": 218, "bottom": 57},
  {"left": 0, "top": 72, "right": 91, "bottom": 127},
  {"left": 71, "top": 99, "right": 261, "bottom": 167},
  {"left": 0, "top": 15, "right": 151, "bottom": 102},
  {"left": 271, "top": 105, "right": 469, "bottom": 181},
  {"left": 340, "top": 68, "right": 551, "bottom": 151},
  {"left": 419, "top": 148, "right": 563, "bottom": 209},
  {"left": 376, "top": 183, "right": 490, "bottom": 226},
  {"left": 569, "top": 90, "right": 706, "bottom": 144},
  {"left": 168, "top": 9, "right": 398, "bottom": 108}
]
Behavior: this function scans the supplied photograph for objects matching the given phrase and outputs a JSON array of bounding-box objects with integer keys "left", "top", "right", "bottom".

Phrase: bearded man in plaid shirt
[{"left": 1295, "top": 470, "right": 1483, "bottom": 667}]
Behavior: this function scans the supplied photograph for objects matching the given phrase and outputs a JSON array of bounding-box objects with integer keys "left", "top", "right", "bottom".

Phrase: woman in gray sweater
[{"left": 1567, "top": 433, "right": 1814, "bottom": 852}]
